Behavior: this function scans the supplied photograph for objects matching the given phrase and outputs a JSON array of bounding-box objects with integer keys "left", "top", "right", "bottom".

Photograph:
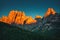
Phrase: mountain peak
[
  {"left": 35, "top": 15, "right": 42, "bottom": 18},
  {"left": 0, "top": 10, "right": 36, "bottom": 25},
  {"left": 44, "top": 8, "right": 56, "bottom": 18},
  {"left": 26, "top": 16, "right": 37, "bottom": 24}
]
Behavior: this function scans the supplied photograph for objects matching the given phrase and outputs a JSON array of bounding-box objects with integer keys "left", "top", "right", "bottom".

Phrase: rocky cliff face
[
  {"left": 44, "top": 8, "right": 56, "bottom": 18},
  {"left": 0, "top": 8, "right": 60, "bottom": 32},
  {"left": 0, "top": 10, "right": 36, "bottom": 25},
  {"left": 42, "top": 8, "right": 60, "bottom": 32},
  {"left": 26, "top": 16, "right": 36, "bottom": 24}
]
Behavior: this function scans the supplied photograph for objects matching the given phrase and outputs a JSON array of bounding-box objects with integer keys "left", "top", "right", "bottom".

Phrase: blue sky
[{"left": 0, "top": 0, "right": 60, "bottom": 18}]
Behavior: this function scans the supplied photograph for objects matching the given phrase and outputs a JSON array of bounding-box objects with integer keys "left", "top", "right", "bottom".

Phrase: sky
[{"left": 0, "top": 0, "right": 60, "bottom": 18}]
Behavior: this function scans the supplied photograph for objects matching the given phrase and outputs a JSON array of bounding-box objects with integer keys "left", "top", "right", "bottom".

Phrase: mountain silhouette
[{"left": 0, "top": 8, "right": 60, "bottom": 40}]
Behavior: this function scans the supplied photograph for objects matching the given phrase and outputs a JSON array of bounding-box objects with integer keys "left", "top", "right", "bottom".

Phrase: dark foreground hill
[{"left": 0, "top": 21, "right": 60, "bottom": 40}]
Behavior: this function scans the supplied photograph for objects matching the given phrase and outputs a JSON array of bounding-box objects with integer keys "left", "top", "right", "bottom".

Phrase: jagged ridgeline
[
  {"left": 0, "top": 10, "right": 37, "bottom": 24},
  {"left": 0, "top": 8, "right": 60, "bottom": 40}
]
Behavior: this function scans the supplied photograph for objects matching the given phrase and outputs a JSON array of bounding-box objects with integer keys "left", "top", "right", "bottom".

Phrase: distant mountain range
[{"left": 0, "top": 8, "right": 60, "bottom": 40}]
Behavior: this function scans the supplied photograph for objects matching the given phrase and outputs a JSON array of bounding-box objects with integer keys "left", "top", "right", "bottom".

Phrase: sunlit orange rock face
[
  {"left": 0, "top": 10, "right": 36, "bottom": 24},
  {"left": 0, "top": 8, "right": 56, "bottom": 24},
  {"left": 0, "top": 16, "right": 10, "bottom": 24},
  {"left": 35, "top": 15, "right": 42, "bottom": 18},
  {"left": 44, "top": 8, "right": 56, "bottom": 18},
  {"left": 26, "top": 16, "right": 37, "bottom": 24},
  {"left": 8, "top": 10, "right": 17, "bottom": 24},
  {"left": 15, "top": 12, "right": 28, "bottom": 24}
]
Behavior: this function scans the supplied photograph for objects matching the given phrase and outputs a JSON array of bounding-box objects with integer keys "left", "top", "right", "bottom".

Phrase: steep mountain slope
[{"left": 42, "top": 8, "right": 60, "bottom": 39}]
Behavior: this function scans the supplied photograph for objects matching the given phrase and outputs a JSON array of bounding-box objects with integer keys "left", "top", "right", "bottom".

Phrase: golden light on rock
[
  {"left": 0, "top": 10, "right": 36, "bottom": 24},
  {"left": 35, "top": 15, "right": 42, "bottom": 18},
  {"left": 0, "top": 16, "right": 10, "bottom": 24},
  {"left": 26, "top": 16, "right": 37, "bottom": 24},
  {"left": 0, "top": 8, "right": 56, "bottom": 24},
  {"left": 44, "top": 8, "right": 56, "bottom": 18}
]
